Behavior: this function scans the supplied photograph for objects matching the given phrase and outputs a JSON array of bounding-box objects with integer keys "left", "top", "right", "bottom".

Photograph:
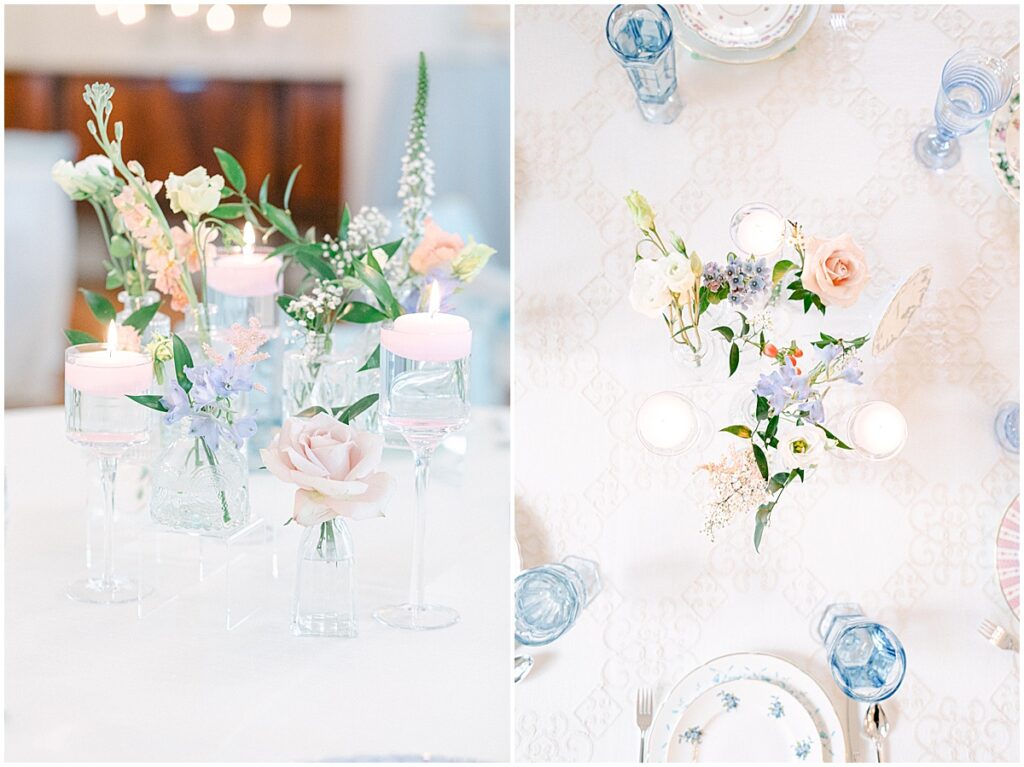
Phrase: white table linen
[
  {"left": 514, "top": 5, "right": 1019, "bottom": 762},
  {"left": 4, "top": 406, "right": 511, "bottom": 762}
]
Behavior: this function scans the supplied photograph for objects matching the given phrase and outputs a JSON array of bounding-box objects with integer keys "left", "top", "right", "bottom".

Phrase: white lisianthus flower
[
  {"left": 625, "top": 190, "right": 656, "bottom": 231},
  {"left": 165, "top": 166, "right": 225, "bottom": 216},
  {"left": 777, "top": 423, "right": 829, "bottom": 471},
  {"left": 629, "top": 258, "right": 672, "bottom": 318},
  {"left": 51, "top": 155, "right": 120, "bottom": 200},
  {"left": 662, "top": 252, "right": 697, "bottom": 297}
]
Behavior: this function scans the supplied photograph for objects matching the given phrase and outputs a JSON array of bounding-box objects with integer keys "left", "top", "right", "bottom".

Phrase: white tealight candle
[
  {"left": 206, "top": 221, "right": 283, "bottom": 298},
  {"left": 636, "top": 390, "right": 699, "bottom": 455},
  {"left": 849, "top": 401, "right": 908, "bottom": 460},
  {"left": 732, "top": 204, "right": 785, "bottom": 257},
  {"left": 64, "top": 322, "right": 153, "bottom": 396},
  {"left": 380, "top": 281, "right": 472, "bottom": 362}
]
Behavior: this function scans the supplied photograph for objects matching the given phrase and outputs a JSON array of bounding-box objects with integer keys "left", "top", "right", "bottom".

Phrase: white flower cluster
[
  {"left": 398, "top": 145, "right": 435, "bottom": 246},
  {"left": 697, "top": 447, "right": 771, "bottom": 540},
  {"left": 285, "top": 282, "right": 346, "bottom": 332},
  {"left": 321, "top": 206, "right": 392, "bottom": 274}
]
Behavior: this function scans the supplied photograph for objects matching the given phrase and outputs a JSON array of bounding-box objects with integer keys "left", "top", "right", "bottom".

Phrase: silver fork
[
  {"left": 830, "top": 4, "right": 848, "bottom": 33},
  {"left": 636, "top": 687, "right": 654, "bottom": 762},
  {"left": 978, "top": 619, "right": 1018, "bottom": 651}
]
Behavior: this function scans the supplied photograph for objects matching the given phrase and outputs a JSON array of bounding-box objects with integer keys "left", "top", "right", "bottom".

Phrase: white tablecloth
[
  {"left": 514, "top": 4, "right": 1019, "bottom": 762},
  {"left": 4, "top": 406, "right": 510, "bottom": 762}
]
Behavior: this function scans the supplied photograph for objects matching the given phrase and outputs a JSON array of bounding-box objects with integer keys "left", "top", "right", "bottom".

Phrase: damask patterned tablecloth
[{"left": 514, "top": 4, "right": 1020, "bottom": 762}]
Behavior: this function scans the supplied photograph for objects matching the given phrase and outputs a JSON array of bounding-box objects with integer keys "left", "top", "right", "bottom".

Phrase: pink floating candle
[
  {"left": 65, "top": 323, "right": 153, "bottom": 396},
  {"left": 206, "top": 222, "right": 283, "bottom": 297},
  {"left": 380, "top": 281, "right": 472, "bottom": 362}
]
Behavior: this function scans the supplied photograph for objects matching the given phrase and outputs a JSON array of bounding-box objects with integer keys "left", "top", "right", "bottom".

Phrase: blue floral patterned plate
[{"left": 667, "top": 679, "right": 821, "bottom": 762}]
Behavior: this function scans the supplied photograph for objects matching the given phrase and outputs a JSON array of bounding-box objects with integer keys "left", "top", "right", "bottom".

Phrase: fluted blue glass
[
  {"left": 515, "top": 556, "right": 601, "bottom": 646},
  {"left": 818, "top": 603, "right": 906, "bottom": 702},
  {"left": 606, "top": 5, "right": 683, "bottom": 124}
]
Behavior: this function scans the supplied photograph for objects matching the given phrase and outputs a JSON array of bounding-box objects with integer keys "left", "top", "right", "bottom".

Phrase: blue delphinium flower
[
  {"left": 185, "top": 365, "right": 222, "bottom": 407},
  {"left": 819, "top": 344, "right": 841, "bottom": 363},
  {"left": 840, "top": 366, "right": 863, "bottom": 385},
  {"left": 160, "top": 380, "right": 193, "bottom": 425},
  {"left": 226, "top": 415, "right": 258, "bottom": 447},
  {"left": 756, "top": 361, "right": 815, "bottom": 416},
  {"left": 189, "top": 413, "right": 222, "bottom": 451},
  {"left": 217, "top": 352, "right": 254, "bottom": 395}
]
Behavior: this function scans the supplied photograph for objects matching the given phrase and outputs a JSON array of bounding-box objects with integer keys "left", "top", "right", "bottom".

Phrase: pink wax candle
[
  {"left": 64, "top": 324, "right": 152, "bottom": 396},
  {"left": 206, "top": 222, "right": 283, "bottom": 297},
  {"left": 380, "top": 281, "right": 472, "bottom": 362}
]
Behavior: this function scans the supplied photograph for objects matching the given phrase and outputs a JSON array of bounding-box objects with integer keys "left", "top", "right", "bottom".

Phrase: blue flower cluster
[
  {"left": 160, "top": 352, "right": 258, "bottom": 451},
  {"left": 704, "top": 253, "right": 770, "bottom": 308},
  {"left": 818, "top": 343, "right": 863, "bottom": 384},
  {"left": 755, "top": 361, "right": 824, "bottom": 423}
]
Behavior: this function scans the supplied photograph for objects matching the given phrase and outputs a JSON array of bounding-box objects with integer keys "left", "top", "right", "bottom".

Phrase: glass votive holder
[
  {"left": 729, "top": 202, "right": 786, "bottom": 258},
  {"left": 65, "top": 343, "right": 153, "bottom": 449},
  {"left": 636, "top": 390, "right": 711, "bottom": 455},
  {"left": 515, "top": 555, "right": 602, "bottom": 646},
  {"left": 817, "top": 602, "right": 907, "bottom": 702},
  {"left": 845, "top": 400, "right": 908, "bottom": 461},
  {"left": 606, "top": 4, "right": 684, "bottom": 124},
  {"left": 995, "top": 402, "right": 1020, "bottom": 454},
  {"left": 206, "top": 244, "right": 283, "bottom": 330}
]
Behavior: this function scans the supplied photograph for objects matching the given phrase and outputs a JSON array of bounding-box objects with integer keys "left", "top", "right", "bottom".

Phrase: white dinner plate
[
  {"left": 676, "top": 5, "right": 802, "bottom": 50},
  {"left": 670, "top": 5, "right": 818, "bottom": 65},
  {"left": 989, "top": 85, "right": 1020, "bottom": 202},
  {"left": 646, "top": 652, "right": 846, "bottom": 762},
  {"left": 667, "top": 678, "right": 822, "bottom": 762}
]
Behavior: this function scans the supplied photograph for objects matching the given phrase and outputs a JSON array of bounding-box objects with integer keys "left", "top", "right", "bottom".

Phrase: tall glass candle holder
[
  {"left": 207, "top": 226, "right": 284, "bottom": 466},
  {"left": 373, "top": 299, "right": 471, "bottom": 631},
  {"left": 64, "top": 338, "right": 153, "bottom": 603}
]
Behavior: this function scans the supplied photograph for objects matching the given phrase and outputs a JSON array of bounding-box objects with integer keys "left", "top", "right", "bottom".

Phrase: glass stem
[
  {"left": 408, "top": 446, "right": 435, "bottom": 609},
  {"left": 98, "top": 455, "right": 118, "bottom": 589}
]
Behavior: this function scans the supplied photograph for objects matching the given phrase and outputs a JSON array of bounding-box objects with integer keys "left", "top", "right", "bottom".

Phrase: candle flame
[
  {"left": 242, "top": 221, "right": 256, "bottom": 255},
  {"left": 106, "top": 320, "right": 117, "bottom": 356},
  {"left": 427, "top": 279, "right": 441, "bottom": 316}
]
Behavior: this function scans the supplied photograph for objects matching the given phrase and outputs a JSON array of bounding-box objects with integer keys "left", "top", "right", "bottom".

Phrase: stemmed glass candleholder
[
  {"left": 914, "top": 47, "right": 1014, "bottom": 172},
  {"left": 374, "top": 302, "right": 471, "bottom": 630},
  {"left": 636, "top": 390, "right": 712, "bottom": 455},
  {"left": 64, "top": 336, "right": 153, "bottom": 603}
]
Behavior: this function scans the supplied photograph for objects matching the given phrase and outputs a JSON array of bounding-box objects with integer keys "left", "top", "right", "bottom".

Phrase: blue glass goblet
[
  {"left": 606, "top": 4, "right": 684, "bottom": 124},
  {"left": 818, "top": 603, "right": 906, "bottom": 702},
  {"left": 914, "top": 48, "right": 1014, "bottom": 172}
]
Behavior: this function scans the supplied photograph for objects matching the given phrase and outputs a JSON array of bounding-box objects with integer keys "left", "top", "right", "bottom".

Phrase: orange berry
[
  {"left": 793, "top": 348, "right": 803, "bottom": 358},
  {"left": 788, "top": 354, "right": 797, "bottom": 366},
  {"left": 796, "top": 367, "right": 802, "bottom": 375},
  {"left": 764, "top": 344, "right": 778, "bottom": 357}
]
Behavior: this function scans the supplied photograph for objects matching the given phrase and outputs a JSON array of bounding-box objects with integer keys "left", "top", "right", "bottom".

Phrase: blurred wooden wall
[{"left": 5, "top": 71, "right": 345, "bottom": 233}]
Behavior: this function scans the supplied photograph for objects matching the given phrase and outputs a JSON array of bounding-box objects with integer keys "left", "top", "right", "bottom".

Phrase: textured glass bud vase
[
  {"left": 116, "top": 290, "right": 171, "bottom": 343},
  {"left": 282, "top": 329, "right": 365, "bottom": 419},
  {"left": 292, "top": 517, "right": 357, "bottom": 637},
  {"left": 606, "top": 4, "right": 684, "bottom": 124},
  {"left": 373, "top": 310, "right": 471, "bottom": 630},
  {"left": 515, "top": 556, "right": 602, "bottom": 646},
  {"left": 150, "top": 420, "right": 250, "bottom": 534},
  {"left": 65, "top": 342, "right": 153, "bottom": 602}
]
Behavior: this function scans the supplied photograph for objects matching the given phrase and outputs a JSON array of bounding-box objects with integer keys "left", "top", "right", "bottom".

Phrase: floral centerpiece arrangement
[
  {"left": 127, "top": 319, "right": 271, "bottom": 531},
  {"left": 705, "top": 332, "right": 868, "bottom": 551}
]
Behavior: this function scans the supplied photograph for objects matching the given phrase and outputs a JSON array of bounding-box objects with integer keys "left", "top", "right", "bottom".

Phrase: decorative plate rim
[{"left": 988, "top": 85, "right": 1020, "bottom": 203}]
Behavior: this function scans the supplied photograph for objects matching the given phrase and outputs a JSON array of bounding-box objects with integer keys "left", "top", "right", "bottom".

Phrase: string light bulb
[
  {"left": 262, "top": 4, "right": 291, "bottom": 28},
  {"left": 116, "top": 4, "right": 146, "bottom": 25},
  {"left": 170, "top": 3, "right": 199, "bottom": 17},
  {"left": 206, "top": 4, "right": 235, "bottom": 32},
  {"left": 95, "top": 4, "right": 118, "bottom": 16}
]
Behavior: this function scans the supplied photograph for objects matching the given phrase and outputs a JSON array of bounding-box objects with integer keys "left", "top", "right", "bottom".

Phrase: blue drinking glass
[
  {"left": 995, "top": 402, "right": 1020, "bottom": 454},
  {"left": 817, "top": 603, "right": 906, "bottom": 702},
  {"left": 514, "top": 556, "right": 601, "bottom": 646},
  {"left": 606, "top": 4, "right": 684, "bottom": 124},
  {"left": 914, "top": 47, "right": 1014, "bottom": 171}
]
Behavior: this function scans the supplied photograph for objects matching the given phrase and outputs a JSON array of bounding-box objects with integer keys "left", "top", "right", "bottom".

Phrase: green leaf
[
  {"left": 728, "top": 342, "right": 740, "bottom": 376},
  {"left": 283, "top": 165, "right": 302, "bottom": 210},
  {"left": 712, "top": 325, "right": 734, "bottom": 342},
  {"left": 333, "top": 393, "right": 379, "bottom": 425},
  {"left": 296, "top": 405, "right": 330, "bottom": 418},
  {"left": 259, "top": 174, "right": 270, "bottom": 207},
  {"left": 126, "top": 394, "right": 168, "bottom": 412},
  {"left": 754, "top": 504, "right": 772, "bottom": 553},
  {"left": 377, "top": 239, "right": 403, "bottom": 258},
  {"left": 109, "top": 234, "right": 132, "bottom": 261},
  {"left": 122, "top": 300, "right": 161, "bottom": 333},
  {"left": 765, "top": 414, "right": 780, "bottom": 440},
  {"left": 213, "top": 147, "right": 246, "bottom": 192},
  {"left": 105, "top": 272, "right": 124, "bottom": 289},
  {"left": 721, "top": 424, "right": 752, "bottom": 438},
  {"left": 171, "top": 334, "right": 193, "bottom": 393},
  {"left": 352, "top": 258, "right": 402, "bottom": 319},
  {"left": 772, "top": 259, "right": 796, "bottom": 284},
  {"left": 263, "top": 202, "right": 299, "bottom": 241},
  {"left": 339, "top": 301, "right": 388, "bottom": 324},
  {"left": 277, "top": 294, "right": 297, "bottom": 313},
  {"left": 755, "top": 395, "right": 770, "bottom": 421},
  {"left": 738, "top": 311, "right": 750, "bottom": 337},
  {"left": 80, "top": 288, "right": 116, "bottom": 324},
  {"left": 698, "top": 286, "right": 710, "bottom": 315},
  {"left": 65, "top": 329, "right": 99, "bottom": 345},
  {"left": 815, "top": 423, "right": 852, "bottom": 450},
  {"left": 358, "top": 344, "right": 380, "bottom": 372},
  {"left": 291, "top": 245, "right": 337, "bottom": 282},
  {"left": 338, "top": 203, "right": 351, "bottom": 241},
  {"left": 209, "top": 203, "right": 246, "bottom": 219},
  {"left": 752, "top": 444, "right": 769, "bottom": 481}
]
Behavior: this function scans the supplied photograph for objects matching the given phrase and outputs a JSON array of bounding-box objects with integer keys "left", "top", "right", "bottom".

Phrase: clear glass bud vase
[
  {"left": 150, "top": 420, "right": 250, "bottom": 534},
  {"left": 118, "top": 291, "right": 172, "bottom": 465},
  {"left": 282, "top": 330, "right": 359, "bottom": 418},
  {"left": 292, "top": 517, "right": 357, "bottom": 637},
  {"left": 116, "top": 290, "right": 171, "bottom": 344}
]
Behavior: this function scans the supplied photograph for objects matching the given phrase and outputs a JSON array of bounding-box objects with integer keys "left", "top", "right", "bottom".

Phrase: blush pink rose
[
  {"left": 261, "top": 413, "right": 394, "bottom": 525},
  {"left": 800, "top": 233, "right": 869, "bottom": 308},
  {"left": 409, "top": 217, "right": 464, "bottom": 274}
]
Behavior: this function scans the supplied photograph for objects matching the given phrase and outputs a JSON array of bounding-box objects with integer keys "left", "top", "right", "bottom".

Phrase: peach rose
[
  {"left": 261, "top": 413, "right": 394, "bottom": 525},
  {"left": 801, "top": 233, "right": 869, "bottom": 308},
  {"left": 409, "top": 217, "right": 464, "bottom": 274}
]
